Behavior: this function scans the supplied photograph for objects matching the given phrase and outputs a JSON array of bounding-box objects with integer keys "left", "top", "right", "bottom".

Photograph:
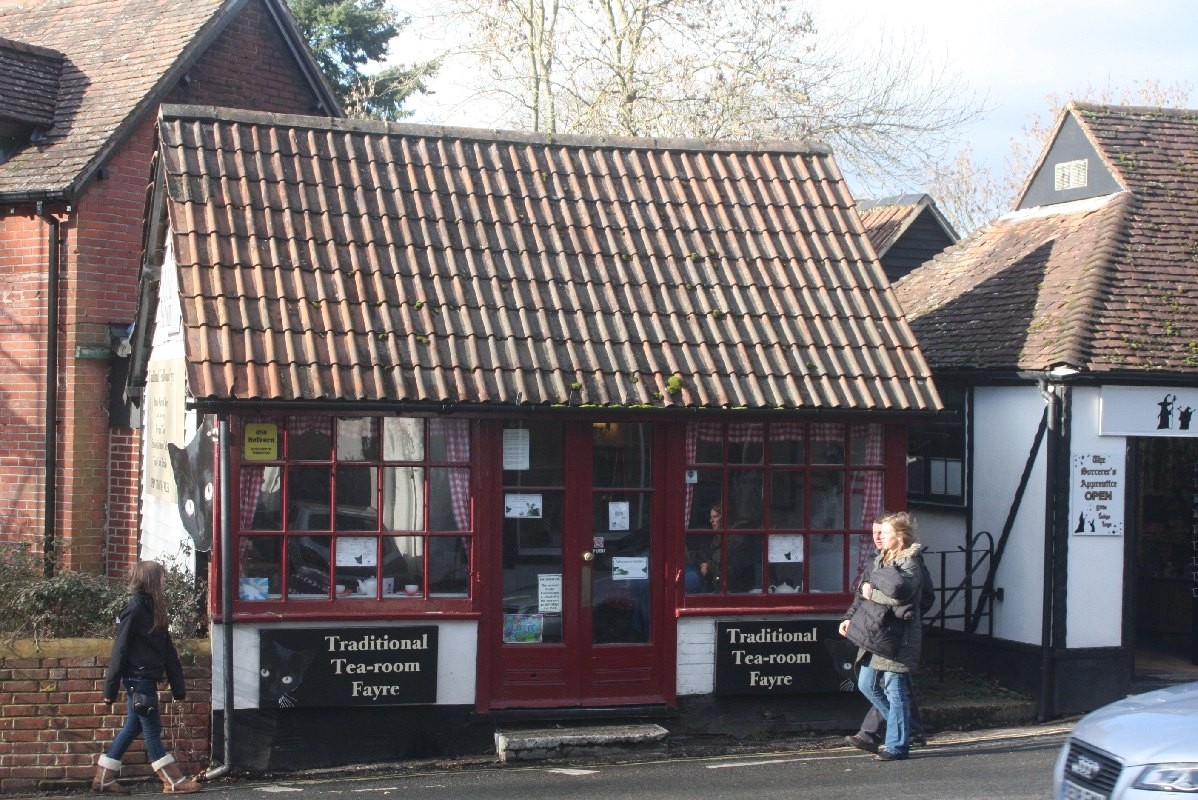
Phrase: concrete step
[{"left": 494, "top": 723, "right": 669, "bottom": 763}]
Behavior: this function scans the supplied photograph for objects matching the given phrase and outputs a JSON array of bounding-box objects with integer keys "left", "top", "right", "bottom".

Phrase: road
[{"left": 193, "top": 725, "right": 1069, "bottom": 800}]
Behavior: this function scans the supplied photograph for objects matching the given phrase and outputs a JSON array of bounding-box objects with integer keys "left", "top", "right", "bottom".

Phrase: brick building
[{"left": 0, "top": 0, "right": 338, "bottom": 575}]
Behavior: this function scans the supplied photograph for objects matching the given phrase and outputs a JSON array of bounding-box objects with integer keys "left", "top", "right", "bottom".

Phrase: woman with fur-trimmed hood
[{"left": 839, "top": 512, "right": 925, "bottom": 761}]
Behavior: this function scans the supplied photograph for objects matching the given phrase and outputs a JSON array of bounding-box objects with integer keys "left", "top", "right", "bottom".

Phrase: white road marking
[{"left": 545, "top": 768, "right": 599, "bottom": 775}]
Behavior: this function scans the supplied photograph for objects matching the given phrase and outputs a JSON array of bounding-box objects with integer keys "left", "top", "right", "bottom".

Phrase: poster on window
[
  {"left": 504, "top": 493, "right": 543, "bottom": 518},
  {"left": 1070, "top": 451, "right": 1124, "bottom": 536},
  {"left": 502, "top": 428, "right": 530, "bottom": 469},
  {"left": 537, "top": 573, "right": 562, "bottom": 612},
  {"left": 608, "top": 501, "right": 630, "bottom": 531}
]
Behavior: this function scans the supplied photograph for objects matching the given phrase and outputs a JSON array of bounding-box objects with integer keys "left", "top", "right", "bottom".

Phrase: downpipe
[{"left": 204, "top": 415, "right": 235, "bottom": 781}]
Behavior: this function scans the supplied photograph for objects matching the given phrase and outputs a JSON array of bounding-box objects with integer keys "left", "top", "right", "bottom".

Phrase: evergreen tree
[{"left": 288, "top": 0, "right": 437, "bottom": 120}]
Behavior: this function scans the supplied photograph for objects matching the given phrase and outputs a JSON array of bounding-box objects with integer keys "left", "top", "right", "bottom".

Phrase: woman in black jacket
[{"left": 94, "top": 561, "right": 200, "bottom": 794}]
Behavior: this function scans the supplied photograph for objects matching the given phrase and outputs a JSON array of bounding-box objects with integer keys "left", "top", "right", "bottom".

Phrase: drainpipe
[
  {"left": 36, "top": 202, "right": 60, "bottom": 577},
  {"left": 205, "top": 414, "right": 235, "bottom": 781}
]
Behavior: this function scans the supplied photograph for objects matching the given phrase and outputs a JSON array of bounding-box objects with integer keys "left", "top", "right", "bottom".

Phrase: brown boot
[
  {"left": 151, "top": 755, "right": 201, "bottom": 794},
  {"left": 92, "top": 755, "right": 130, "bottom": 795}
]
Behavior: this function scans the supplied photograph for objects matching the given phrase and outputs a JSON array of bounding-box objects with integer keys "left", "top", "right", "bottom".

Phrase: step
[{"left": 494, "top": 723, "right": 669, "bottom": 763}]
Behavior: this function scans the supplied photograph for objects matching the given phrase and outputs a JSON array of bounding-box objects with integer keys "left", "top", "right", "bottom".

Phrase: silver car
[{"left": 1053, "top": 681, "right": 1198, "bottom": 798}]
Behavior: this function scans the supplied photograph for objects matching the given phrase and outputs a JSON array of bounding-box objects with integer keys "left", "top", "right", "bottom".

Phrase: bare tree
[
  {"left": 931, "top": 79, "right": 1194, "bottom": 235},
  {"left": 420, "top": 0, "right": 981, "bottom": 193}
]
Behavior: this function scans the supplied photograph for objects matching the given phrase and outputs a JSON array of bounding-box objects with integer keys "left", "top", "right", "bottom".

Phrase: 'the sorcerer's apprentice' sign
[
  {"left": 715, "top": 620, "right": 854, "bottom": 695},
  {"left": 259, "top": 627, "right": 438, "bottom": 708}
]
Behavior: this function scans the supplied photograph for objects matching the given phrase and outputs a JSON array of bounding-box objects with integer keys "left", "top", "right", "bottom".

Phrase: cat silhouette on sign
[{"left": 168, "top": 418, "right": 215, "bottom": 552}]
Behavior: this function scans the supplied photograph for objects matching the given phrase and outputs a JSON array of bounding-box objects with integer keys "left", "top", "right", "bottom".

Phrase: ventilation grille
[{"left": 1054, "top": 159, "right": 1088, "bottom": 191}]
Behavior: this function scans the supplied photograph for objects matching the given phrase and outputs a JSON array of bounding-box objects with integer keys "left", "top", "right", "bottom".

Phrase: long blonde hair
[
  {"left": 879, "top": 511, "right": 918, "bottom": 564},
  {"left": 128, "top": 560, "right": 170, "bottom": 634}
]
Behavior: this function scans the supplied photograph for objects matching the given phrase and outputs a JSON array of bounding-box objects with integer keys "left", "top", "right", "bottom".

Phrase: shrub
[{"left": 0, "top": 546, "right": 208, "bottom": 643}]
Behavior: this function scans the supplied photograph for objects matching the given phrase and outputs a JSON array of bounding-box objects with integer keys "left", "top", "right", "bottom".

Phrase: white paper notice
[
  {"left": 503, "top": 428, "right": 530, "bottom": 470},
  {"left": 505, "top": 493, "right": 543, "bottom": 518},
  {"left": 608, "top": 501, "right": 630, "bottom": 531},
  {"left": 612, "top": 557, "right": 648, "bottom": 580},
  {"left": 538, "top": 573, "right": 562, "bottom": 613}
]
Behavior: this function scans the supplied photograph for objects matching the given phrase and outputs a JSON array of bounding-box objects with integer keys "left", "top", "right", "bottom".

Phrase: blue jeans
[
  {"left": 106, "top": 678, "right": 166, "bottom": 762},
  {"left": 857, "top": 661, "right": 912, "bottom": 757}
]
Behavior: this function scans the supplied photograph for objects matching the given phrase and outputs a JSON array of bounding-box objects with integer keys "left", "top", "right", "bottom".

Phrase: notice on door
[
  {"left": 538, "top": 573, "right": 562, "bottom": 612},
  {"left": 1070, "top": 451, "right": 1124, "bottom": 536}
]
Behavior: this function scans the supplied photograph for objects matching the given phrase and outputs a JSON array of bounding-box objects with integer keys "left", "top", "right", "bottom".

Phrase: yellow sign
[{"left": 243, "top": 423, "right": 279, "bottom": 461}]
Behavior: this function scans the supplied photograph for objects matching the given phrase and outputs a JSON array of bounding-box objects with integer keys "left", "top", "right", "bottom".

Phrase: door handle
[{"left": 582, "top": 551, "right": 594, "bottom": 562}]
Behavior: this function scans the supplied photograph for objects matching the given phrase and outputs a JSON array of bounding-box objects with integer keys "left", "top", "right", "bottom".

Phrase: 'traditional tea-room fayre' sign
[
  {"left": 715, "top": 620, "right": 854, "bottom": 695},
  {"left": 259, "top": 627, "right": 437, "bottom": 708}
]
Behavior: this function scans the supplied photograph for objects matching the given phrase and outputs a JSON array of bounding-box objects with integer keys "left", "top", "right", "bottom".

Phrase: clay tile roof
[
  {"left": 150, "top": 105, "right": 940, "bottom": 412},
  {"left": 896, "top": 103, "right": 1198, "bottom": 377},
  {"left": 0, "top": 0, "right": 336, "bottom": 202},
  {"left": 894, "top": 194, "right": 1128, "bottom": 372},
  {"left": 0, "top": 36, "right": 63, "bottom": 130},
  {"left": 857, "top": 194, "right": 931, "bottom": 255}
]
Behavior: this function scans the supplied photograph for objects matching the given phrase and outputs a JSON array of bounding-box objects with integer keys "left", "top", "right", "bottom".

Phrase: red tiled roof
[
  {"left": 151, "top": 105, "right": 941, "bottom": 412},
  {"left": 0, "top": 0, "right": 336, "bottom": 202},
  {"left": 895, "top": 103, "right": 1198, "bottom": 377}
]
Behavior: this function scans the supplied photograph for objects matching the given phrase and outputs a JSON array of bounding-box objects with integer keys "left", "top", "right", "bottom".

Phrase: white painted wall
[
  {"left": 971, "top": 386, "right": 1050, "bottom": 645},
  {"left": 1066, "top": 386, "right": 1126, "bottom": 648},
  {"left": 139, "top": 242, "right": 200, "bottom": 572},
  {"left": 210, "top": 621, "right": 478, "bottom": 708}
]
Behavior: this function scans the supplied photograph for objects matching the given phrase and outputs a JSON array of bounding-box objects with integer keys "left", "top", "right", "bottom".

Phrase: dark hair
[
  {"left": 872, "top": 512, "right": 888, "bottom": 525},
  {"left": 128, "top": 560, "right": 170, "bottom": 634}
]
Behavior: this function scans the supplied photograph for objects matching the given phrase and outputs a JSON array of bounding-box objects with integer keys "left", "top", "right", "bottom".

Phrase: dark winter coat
[
  {"left": 843, "top": 543, "right": 926, "bottom": 672},
  {"left": 102, "top": 592, "right": 186, "bottom": 702}
]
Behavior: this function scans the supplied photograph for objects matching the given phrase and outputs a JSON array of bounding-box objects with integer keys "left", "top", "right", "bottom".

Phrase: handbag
[{"left": 131, "top": 690, "right": 159, "bottom": 717}]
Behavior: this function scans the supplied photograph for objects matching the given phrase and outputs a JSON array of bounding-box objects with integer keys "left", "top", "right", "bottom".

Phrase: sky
[{"left": 393, "top": 0, "right": 1198, "bottom": 194}]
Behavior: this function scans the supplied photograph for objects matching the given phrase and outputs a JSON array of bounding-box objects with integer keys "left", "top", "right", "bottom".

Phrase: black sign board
[
  {"left": 259, "top": 626, "right": 438, "bottom": 708},
  {"left": 714, "top": 619, "right": 855, "bottom": 695}
]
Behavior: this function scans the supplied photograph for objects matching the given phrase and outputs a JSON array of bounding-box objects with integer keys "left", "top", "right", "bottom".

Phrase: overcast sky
[{"left": 395, "top": 0, "right": 1197, "bottom": 193}]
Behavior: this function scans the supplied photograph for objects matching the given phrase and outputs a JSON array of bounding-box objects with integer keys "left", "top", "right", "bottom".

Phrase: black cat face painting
[
  {"left": 259, "top": 638, "right": 316, "bottom": 709},
  {"left": 167, "top": 418, "right": 215, "bottom": 552}
]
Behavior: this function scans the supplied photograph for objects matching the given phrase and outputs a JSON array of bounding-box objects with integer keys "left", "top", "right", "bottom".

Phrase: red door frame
[{"left": 474, "top": 417, "right": 678, "bottom": 711}]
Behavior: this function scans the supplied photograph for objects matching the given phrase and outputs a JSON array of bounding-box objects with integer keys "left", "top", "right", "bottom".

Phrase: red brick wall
[
  {"left": 0, "top": 0, "right": 331, "bottom": 574},
  {"left": 0, "top": 639, "right": 211, "bottom": 794}
]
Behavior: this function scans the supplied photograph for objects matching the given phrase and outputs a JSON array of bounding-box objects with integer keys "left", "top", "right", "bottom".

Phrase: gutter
[{"left": 35, "top": 202, "right": 61, "bottom": 577}]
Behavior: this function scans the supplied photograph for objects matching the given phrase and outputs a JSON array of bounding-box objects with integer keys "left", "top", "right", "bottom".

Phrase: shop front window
[
  {"left": 684, "top": 421, "right": 883, "bottom": 600},
  {"left": 236, "top": 416, "right": 472, "bottom": 606}
]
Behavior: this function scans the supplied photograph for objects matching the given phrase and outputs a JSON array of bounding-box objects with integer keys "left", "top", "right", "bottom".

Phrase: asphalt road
[{"left": 190, "top": 725, "right": 1070, "bottom": 800}]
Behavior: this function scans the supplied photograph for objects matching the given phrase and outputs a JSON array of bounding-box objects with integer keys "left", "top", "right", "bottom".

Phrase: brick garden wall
[{"left": 0, "top": 640, "right": 211, "bottom": 794}]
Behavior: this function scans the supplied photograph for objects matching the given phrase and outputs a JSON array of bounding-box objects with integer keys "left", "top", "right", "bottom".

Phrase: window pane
[
  {"left": 728, "top": 470, "right": 764, "bottom": 528},
  {"left": 809, "top": 423, "right": 845, "bottom": 464},
  {"left": 383, "top": 417, "right": 424, "bottom": 461},
  {"left": 727, "top": 424, "right": 764, "bottom": 464},
  {"left": 591, "top": 493, "right": 651, "bottom": 644},
  {"left": 429, "top": 418, "right": 470, "bottom": 463},
  {"left": 768, "top": 471, "right": 805, "bottom": 529},
  {"left": 336, "top": 417, "right": 378, "bottom": 461},
  {"left": 768, "top": 423, "right": 805, "bottom": 465},
  {"left": 767, "top": 534, "right": 804, "bottom": 593},
  {"left": 430, "top": 468, "right": 470, "bottom": 530},
  {"left": 288, "top": 417, "right": 331, "bottom": 460},
  {"left": 288, "top": 466, "right": 331, "bottom": 530},
  {"left": 689, "top": 422, "right": 723, "bottom": 464},
  {"left": 726, "top": 533, "right": 764, "bottom": 594},
  {"left": 381, "top": 535, "right": 423, "bottom": 597},
  {"left": 685, "top": 533, "right": 720, "bottom": 594},
  {"left": 502, "top": 491, "right": 565, "bottom": 644},
  {"left": 809, "top": 534, "right": 845, "bottom": 592},
  {"left": 809, "top": 471, "right": 845, "bottom": 529},
  {"left": 849, "top": 470, "right": 884, "bottom": 529},
  {"left": 382, "top": 466, "right": 425, "bottom": 530},
  {"left": 335, "top": 466, "right": 378, "bottom": 530},
  {"left": 593, "top": 423, "right": 652, "bottom": 488},
  {"left": 239, "top": 536, "right": 281, "bottom": 599},
  {"left": 334, "top": 536, "right": 378, "bottom": 596},
  {"left": 428, "top": 536, "right": 469, "bottom": 596},
  {"left": 687, "top": 471, "right": 723, "bottom": 529},
  {"left": 287, "top": 535, "right": 331, "bottom": 597},
  {"left": 242, "top": 466, "right": 282, "bottom": 530},
  {"left": 850, "top": 423, "right": 883, "bottom": 465},
  {"left": 503, "top": 420, "right": 563, "bottom": 486}
]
